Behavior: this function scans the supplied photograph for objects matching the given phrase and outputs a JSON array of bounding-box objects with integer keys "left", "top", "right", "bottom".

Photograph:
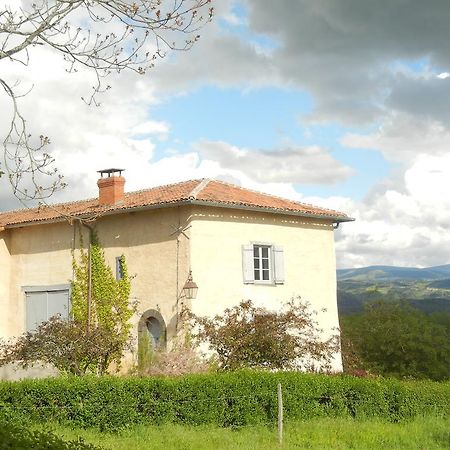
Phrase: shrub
[
  {"left": 189, "top": 298, "right": 339, "bottom": 371},
  {"left": 0, "top": 317, "right": 130, "bottom": 376}
]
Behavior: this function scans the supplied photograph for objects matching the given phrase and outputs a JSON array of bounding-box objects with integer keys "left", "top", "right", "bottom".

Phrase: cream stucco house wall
[{"left": 0, "top": 170, "right": 353, "bottom": 373}]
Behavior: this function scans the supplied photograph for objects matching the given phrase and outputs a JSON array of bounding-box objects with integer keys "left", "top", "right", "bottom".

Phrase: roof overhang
[
  {"left": 2, "top": 199, "right": 354, "bottom": 229},
  {"left": 187, "top": 200, "right": 355, "bottom": 223}
]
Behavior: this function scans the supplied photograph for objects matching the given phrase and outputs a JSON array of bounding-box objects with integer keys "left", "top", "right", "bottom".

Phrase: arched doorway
[{"left": 138, "top": 309, "right": 167, "bottom": 353}]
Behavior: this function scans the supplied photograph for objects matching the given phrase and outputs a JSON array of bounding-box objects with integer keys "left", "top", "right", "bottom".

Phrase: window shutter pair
[
  {"left": 242, "top": 244, "right": 284, "bottom": 284},
  {"left": 25, "top": 290, "right": 70, "bottom": 332}
]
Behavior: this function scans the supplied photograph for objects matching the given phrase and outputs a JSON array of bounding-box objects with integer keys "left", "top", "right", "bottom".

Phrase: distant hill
[
  {"left": 337, "top": 292, "right": 450, "bottom": 316},
  {"left": 337, "top": 264, "right": 450, "bottom": 282},
  {"left": 337, "top": 264, "right": 450, "bottom": 316},
  {"left": 428, "top": 278, "right": 450, "bottom": 289}
]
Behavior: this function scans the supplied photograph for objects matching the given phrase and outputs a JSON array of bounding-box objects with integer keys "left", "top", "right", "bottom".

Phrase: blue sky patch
[
  {"left": 153, "top": 85, "right": 313, "bottom": 150},
  {"left": 151, "top": 85, "right": 389, "bottom": 200}
]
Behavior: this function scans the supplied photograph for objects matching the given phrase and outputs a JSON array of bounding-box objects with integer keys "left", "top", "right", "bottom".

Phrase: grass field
[{"left": 39, "top": 416, "right": 450, "bottom": 450}]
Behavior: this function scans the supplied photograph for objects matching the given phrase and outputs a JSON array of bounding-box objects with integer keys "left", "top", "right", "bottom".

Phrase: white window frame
[{"left": 253, "top": 244, "right": 273, "bottom": 283}]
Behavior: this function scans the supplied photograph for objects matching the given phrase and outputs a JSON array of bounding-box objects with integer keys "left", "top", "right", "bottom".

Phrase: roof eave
[
  {"left": 188, "top": 199, "right": 354, "bottom": 222},
  {"left": 1, "top": 200, "right": 193, "bottom": 229},
  {"left": 2, "top": 198, "right": 354, "bottom": 229}
]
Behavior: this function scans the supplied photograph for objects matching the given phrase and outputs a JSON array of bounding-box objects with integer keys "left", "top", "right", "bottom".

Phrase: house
[{"left": 0, "top": 170, "right": 353, "bottom": 372}]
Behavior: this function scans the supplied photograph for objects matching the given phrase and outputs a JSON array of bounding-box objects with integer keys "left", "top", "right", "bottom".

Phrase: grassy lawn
[{"left": 39, "top": 416, "right": 450, "bottom": 450}]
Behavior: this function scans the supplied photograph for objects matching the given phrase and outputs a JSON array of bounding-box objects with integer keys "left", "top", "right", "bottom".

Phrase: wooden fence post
[{"left": 278, "top": 382, "right": 283, "bottom": 446}]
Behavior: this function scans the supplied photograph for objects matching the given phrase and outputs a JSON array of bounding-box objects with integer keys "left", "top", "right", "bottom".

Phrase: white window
[{"left": 242, "top": 244, "right": 284, "bottom": 285}]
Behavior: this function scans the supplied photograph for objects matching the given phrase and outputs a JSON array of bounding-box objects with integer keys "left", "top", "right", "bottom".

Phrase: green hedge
[{"left": 0, "top": 372, "right": 448, "bottom": 431}]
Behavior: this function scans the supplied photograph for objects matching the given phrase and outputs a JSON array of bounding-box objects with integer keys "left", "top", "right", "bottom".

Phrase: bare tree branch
[{"left": 0, "top": 0, "right": 214, "bottom": 203}]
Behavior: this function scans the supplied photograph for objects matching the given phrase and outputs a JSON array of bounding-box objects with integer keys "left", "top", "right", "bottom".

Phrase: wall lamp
[{"left": 183, "top": 270, "right": 198, "bottom": 299}]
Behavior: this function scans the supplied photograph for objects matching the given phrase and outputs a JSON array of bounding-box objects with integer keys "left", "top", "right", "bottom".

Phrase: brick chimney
[{"left": 97, "top": 168, "right": 125, "bottom": 205}]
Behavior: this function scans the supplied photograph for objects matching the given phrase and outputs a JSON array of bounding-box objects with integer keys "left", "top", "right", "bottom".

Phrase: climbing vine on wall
[{"left": 71, "top": 230, "right": 136, "bottom": 373}]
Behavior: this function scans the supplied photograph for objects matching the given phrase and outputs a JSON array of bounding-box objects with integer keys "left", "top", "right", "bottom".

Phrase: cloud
[
  {"left": 149, "top": 0, "right": 450, "bottom": 129},
  {"left": 151, "top": 32, "right": 278, "bottom": 92},
  {"left": 341, "top": 112, "right": 450, "bottom": 162},
  {"left": 386, "top": 75, "right": 450, "bottom": 125},
  {"left": 194, "top": 140, "right": 354, "bottom": 184},
  {"left": 131, "top": 121, "right": 170, "bottom": 139},
  {"left": 331, "top": 153, "right": 450, "bottom": 268},
  {"left": 246, "top": 0, "right": 450, "bottom": 125}
]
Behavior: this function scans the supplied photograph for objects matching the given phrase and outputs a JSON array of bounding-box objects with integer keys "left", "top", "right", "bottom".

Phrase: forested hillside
[{"left": 337, "top": 264, "right": 450, "bottom": 315}]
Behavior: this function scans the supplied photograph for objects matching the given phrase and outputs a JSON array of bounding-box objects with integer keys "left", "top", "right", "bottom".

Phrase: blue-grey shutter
[
  {"left": 26, "top": 292, "right": 47, "bottom": 332},
  {"left": 273, "top": 246, "right": 285, "bottom": 284},
  {"left": 242, "top": 244, "right": 255, "bottom": 284},
  {"left": 47, "top": 290, "right": 70, "bottom": 320},
  {"left": 26, "top": 289, "right": 70, "bottom": 331}
]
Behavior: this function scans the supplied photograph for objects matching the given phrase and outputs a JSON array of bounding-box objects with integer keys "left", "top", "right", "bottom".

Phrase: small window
[
  {"left": 242, "top": 244, "right": 284, "bottom": 285},
  {"left": 116, "top": 256, "right": 124, "bottom": 280}
]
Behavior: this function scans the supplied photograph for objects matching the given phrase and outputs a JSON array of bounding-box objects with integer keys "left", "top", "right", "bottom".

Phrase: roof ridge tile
[{"left": 188, "top": 178, "right": 211, "bottom": 199}]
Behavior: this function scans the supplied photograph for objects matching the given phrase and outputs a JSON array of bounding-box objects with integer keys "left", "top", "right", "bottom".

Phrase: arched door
[{"left": 138, "top": 309, "right": 166, "bottom": 352}]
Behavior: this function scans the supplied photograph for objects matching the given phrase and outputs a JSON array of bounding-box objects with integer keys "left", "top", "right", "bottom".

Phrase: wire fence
[{"left": 0, "top": 393, "right": 333, "bottom": 409}]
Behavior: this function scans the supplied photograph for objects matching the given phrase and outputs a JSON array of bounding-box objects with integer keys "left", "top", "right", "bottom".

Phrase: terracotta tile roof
[{"left": 0, "top": 178, "right": 352, "bottom": 228}]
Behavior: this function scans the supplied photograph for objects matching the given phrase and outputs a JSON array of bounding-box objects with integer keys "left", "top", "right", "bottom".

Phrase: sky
[{"left": 1, "top": 0, "right": 450, "bottom": 269}]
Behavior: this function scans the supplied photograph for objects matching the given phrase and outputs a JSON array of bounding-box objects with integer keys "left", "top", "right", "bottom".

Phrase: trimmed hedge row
[{"left": 0, "top": 372, "right": 449, "bottom": 431}]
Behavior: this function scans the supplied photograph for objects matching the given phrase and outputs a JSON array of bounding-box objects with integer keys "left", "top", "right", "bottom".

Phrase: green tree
[
  {"left": 189, "top": 298, "right": 339, "bottom": 372},
  {"left": 341, "top": 300, "right": 450, "bottom": 380}
]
